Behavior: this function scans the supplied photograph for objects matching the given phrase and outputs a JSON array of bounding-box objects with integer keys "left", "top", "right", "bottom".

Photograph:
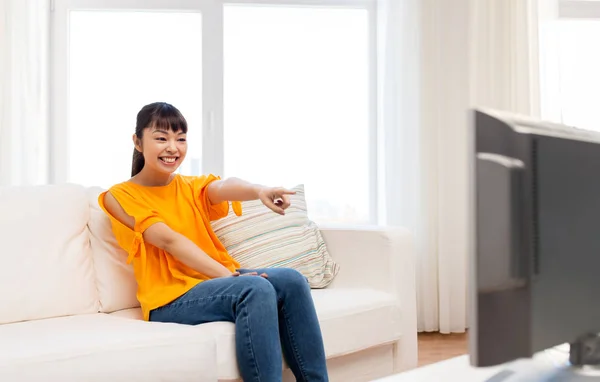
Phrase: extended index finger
[{"left": 277, "top": 188, "right": 296, "bottom": 195}]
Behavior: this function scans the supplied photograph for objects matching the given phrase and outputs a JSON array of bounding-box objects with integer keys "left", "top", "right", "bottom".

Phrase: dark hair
[{"left": 131, "top": 102, "right": 188, "bottom": 177}]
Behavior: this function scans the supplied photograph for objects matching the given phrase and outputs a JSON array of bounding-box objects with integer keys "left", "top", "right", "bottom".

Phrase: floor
[{"left": 418, "top": 331, "right": 468, "bottom": 367}]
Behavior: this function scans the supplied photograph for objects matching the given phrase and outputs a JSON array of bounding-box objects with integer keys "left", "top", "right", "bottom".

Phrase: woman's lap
[{"left": 148, "top": 267, "right": 307, "bottom": 324}]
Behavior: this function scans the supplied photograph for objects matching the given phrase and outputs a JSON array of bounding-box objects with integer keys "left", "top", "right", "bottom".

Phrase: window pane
[
  {"left": 68, "top": 11, "right": 202, "bottom": 188},
  {"left": 550, "top": 20, "right": 600, "bottom": 131},
  {"left": 224, "top": 5, "right": 370, "bottom": 224}
]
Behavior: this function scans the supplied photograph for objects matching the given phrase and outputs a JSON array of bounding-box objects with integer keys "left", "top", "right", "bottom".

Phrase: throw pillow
[{"left": 211, "top": 184, "right": 339, "bottom": 288}]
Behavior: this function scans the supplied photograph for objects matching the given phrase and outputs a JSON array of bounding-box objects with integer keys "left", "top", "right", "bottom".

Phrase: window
[
  {"left": 223, "top": 5, "right": 371, "bottom": 224},
  {"left": 540, "top": 1, "right": 600, "bottom": 132},
  {"left": 51, "top": 0, "right": 376, "bottom": 224},
  {"left": 67, "top": 11, "right": 203, "bottom": 189}
]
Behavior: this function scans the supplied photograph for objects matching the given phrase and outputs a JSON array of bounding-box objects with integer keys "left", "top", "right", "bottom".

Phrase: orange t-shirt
[{"left": 98, "top": 174, "right": 242, "bottom": 321}]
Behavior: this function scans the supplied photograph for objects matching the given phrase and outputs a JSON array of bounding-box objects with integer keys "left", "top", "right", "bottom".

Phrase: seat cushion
[
  {"left": 0, "top": 314, "right": 217, "bottom": 382},
  {"left": 0, "top": 184, "right": 99, "bottom": 324},
  {"left": 111, "top": 288, "right": 401, "bottom": 380},
  {"left": 313, "top": 288, "right": 402, "bottom": 357}
]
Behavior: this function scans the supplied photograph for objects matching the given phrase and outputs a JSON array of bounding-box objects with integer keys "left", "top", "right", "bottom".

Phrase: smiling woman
[{"left": 96, "top": 101, "right": 329, "bottom": 382}]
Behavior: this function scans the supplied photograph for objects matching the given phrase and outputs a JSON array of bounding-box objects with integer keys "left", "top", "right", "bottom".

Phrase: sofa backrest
[
  {"left": 86, "top": 187, "right": 139, "bottom": 312},
  {"left": 0, "top": 184, "right": 99, "bottom": 324}
]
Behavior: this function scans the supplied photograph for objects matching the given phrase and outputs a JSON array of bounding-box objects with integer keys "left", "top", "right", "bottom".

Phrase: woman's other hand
[{"left": 231, "top": 271, "right": 268, "bottom": 278}]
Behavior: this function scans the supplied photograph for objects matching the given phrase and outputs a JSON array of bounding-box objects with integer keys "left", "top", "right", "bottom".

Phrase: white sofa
[{"left": 0, "top": 183, "right": 418, "bottom": 381}]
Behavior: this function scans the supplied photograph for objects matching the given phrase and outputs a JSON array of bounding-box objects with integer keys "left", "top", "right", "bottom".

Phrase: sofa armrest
[
  {"left": 320, "top": 225, "right": 414, "bottom": 292},
  {"left": 319, "top": 225, "right": 418, "bottom": 370}
]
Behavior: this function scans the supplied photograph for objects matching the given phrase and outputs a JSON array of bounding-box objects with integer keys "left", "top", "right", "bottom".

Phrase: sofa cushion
[
  {"left": 0, "top": 314, "right": 217, "bottom": 382},
  {"left": 211, "top": 185, "right": 339, "bottom": 288},
  {"left": 0, "top": 184, "right": 98, "bottom": 324},
  {"left": 86, "top": 186, "right": 139, "bottom": 312},
  {"left": 111, "top": 288, "right": 402, "bottom": 380},
  {"left": 313, "top": 288, "right": 402, "bottom": 356}
]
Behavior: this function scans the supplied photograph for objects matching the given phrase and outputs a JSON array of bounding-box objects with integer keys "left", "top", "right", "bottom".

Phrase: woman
[{"left": 98, "top": 102, "right": 328, "bottom": 382}]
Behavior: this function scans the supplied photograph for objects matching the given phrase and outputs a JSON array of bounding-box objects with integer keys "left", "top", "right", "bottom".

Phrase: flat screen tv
[{"left": 471, "top": 108, "right": 600, "bottom": 381}]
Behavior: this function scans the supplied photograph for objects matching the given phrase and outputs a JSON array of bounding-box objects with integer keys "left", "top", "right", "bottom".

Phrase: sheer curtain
[
  {"left": 416, "top": 0, "right": 473, "bottom": 334},
  {"left": 379, "top": 0, "right": 540, "bottom": 333},
  {"left": 0, "top": 0, "right": 50, "bottom": 186},
  {"left": 376, "top": 0, "right": 420, "bottom": 366}
]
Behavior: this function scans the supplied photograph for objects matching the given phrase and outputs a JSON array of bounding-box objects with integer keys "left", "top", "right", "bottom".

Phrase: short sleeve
[
  {"left": 193, "top": 174, "right": 243, "bottom": 221},
  {"left": 97, "top": 187, "right": 163, "bottom": 265}
]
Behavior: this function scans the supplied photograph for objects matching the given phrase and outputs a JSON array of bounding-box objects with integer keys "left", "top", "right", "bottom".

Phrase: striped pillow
[{"left": 211, "top": 185, "right": 339, "bottom": 288}]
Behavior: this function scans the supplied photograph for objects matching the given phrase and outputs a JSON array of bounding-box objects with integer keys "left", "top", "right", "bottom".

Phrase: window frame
[
  {"left": 50, "top": 0, "right": 379, "bottom": 224},
  {"left": 559, "top": 0, "right": 600, "bottom": 19}
]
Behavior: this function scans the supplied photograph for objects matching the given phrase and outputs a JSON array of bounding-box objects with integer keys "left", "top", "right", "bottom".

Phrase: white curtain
[
  {"left": 417, "top": 0, "right": 472, "bottom": 334},
  {"left": 379, "top": 0, "right": 540, "bottom": 333},
  {"left": 0, "top": 0, "right": 50, "bottom": 186}
]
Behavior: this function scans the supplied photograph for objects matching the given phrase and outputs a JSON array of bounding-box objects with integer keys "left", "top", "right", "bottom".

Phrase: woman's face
[{"left": 135, "top": 126, "right": 188, "bottom": 175}]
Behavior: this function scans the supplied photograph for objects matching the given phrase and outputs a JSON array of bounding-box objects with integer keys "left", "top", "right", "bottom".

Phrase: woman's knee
[
  {"left": 240, "top": 275, "right": 277, "bottom": 297},
  {"left": 276, "top": 268, "right": 310, "bottom": 289}
]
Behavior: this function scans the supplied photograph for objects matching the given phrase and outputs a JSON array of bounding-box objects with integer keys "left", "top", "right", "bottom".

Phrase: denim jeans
[{"left": 149, "top": 267, "right": 329, "bottom": 382}]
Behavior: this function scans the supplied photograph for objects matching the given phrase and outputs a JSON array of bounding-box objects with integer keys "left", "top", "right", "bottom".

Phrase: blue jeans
[{"left": 149, "top": 268, "right": 329, "bottom": 382}]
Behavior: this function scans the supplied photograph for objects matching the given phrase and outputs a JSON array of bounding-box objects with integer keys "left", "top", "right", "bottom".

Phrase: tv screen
[{"left": 470, "top": 108, "right": 600, "bottom": 372}]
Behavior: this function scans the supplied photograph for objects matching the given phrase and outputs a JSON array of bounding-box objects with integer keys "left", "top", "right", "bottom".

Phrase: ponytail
[{"left": 132, "top": 149, "right": 145, "bottom": 177}]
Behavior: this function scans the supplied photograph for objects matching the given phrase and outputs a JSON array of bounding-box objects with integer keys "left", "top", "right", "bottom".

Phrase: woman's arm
[
  {"left": 207, "top": 177, "right": 296, "bottom": 215},
  {"left": 104, "top": 192, "right": 232, "bottom": 278},
  {"left": 145, "top": 223, "right": 232, "bottom": 278},
  {"left": 206, "top": 177, "right": 263, "bottom": 203}
]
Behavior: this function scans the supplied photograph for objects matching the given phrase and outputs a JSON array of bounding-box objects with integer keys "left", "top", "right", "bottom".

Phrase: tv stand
[
  {"left": 375, "top": 337, "right": 600, "bottom": 382},
  {"left": 570, "top": 333, "right": 600, "bottom": 367},
  {"left": 488, "top": 352, "right": 600, "bottom": 382}
]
